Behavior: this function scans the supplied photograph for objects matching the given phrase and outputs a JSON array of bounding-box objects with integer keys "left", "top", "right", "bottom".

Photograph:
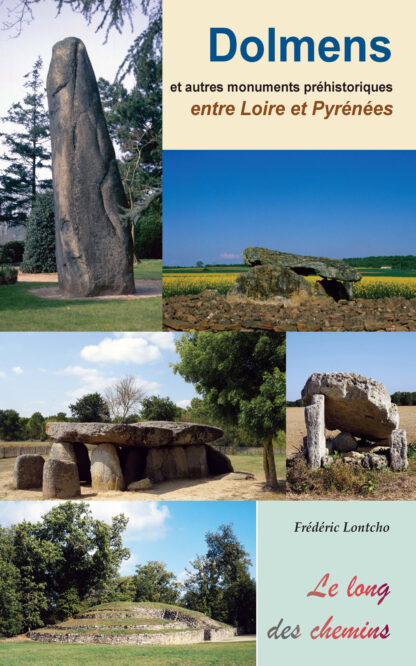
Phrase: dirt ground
[
  {"left": 0, "top": 458, "right": 284, "bottom": 501},
  {"left": 286, "top": 406, "right": 416, "bottom": 501},
  {"left": 286, "top": 406, "right": 416, "bottom": 456},
  {"left": 28, "top": 280, "right": 162, "bottom": 300}
]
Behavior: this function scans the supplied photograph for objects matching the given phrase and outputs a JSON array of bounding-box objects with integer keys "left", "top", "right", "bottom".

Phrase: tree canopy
[
  {"left": 174, "top": 332, "right": 286, "bottom": 488},
  {"left": 133, "top": 561, "right": 183, "bottom": 604},
  {"left": 0, "top": 502, "right": 129, "bottom": 636},
  {"left": 183, "top": 524, "right": 256, "bottom": 634},
  {"left": 69, "top": 393, "right": 110, "bottom": 422}
]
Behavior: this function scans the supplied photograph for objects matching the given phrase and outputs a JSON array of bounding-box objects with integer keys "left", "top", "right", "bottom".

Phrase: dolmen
[
  {"left": 13, "top": 421, "right": 233, "bottom": 498},
  {"left": 229, "top": 247, "right": 362, "bottom": 301},
  {"left": 301, "top": 372, "right": 408, "bottom": 471}
]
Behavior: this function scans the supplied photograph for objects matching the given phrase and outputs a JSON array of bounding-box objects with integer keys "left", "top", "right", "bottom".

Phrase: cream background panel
[{"left": 163, "top": 0, "right": 415, "bottom": 149}]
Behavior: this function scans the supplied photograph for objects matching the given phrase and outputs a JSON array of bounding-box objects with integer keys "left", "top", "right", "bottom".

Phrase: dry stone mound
[
  {"left": 302, "top": 372, "right": 399, "bottom": 440},
  {"left": 28, "top": 602, "right": 237, "bottom": 646},
  {"left": 13, "top": 454, "right": 44, "bottom": 489},
  {"left": 46, "top": 37, "right": 135, "bottom": 297}
]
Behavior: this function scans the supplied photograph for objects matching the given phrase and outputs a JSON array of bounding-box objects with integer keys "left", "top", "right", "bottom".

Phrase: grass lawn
[
  {"left": 229, "top": 453, "right": 285, "bottom": 481},
  {"left": 0, "top": 641, "right": 256, "bottom": 665},
  {"left": 0, "top": 260, "right": 161, "bottom": 331}
]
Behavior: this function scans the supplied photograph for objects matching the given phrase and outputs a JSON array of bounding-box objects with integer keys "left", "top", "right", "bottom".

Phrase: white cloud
[
  {"left": 0, "top": 501, "right": 171, "bottom": 544},
  {"left": 220, "top": 252, "right": 241, "bottom": 260},
  {"left": 12, "top": 366, "right": 23, "bottom": 374},
  {"left": 0, "top": 371, "right": 6, "bottom": 378},
  {"left": 119, "top": 552, "right": 139, "bottom": 576},
  {"left": 54, "top": 365, "right": 160, "bottom": 408},
  {"left": 176, "top": 568, "right": 190, "bottom": 584},
  {"left": 114, "top": 333, "right": 176, "bottom": 351},
  {"left": 81, "top": 336, "right": 162, "bottom": 364},
  {"left": 176, "top": 399, "right": 191, "bottom": 409}
]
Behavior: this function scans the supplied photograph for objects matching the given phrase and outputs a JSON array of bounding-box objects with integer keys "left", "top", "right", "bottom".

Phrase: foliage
[
  {"left": 391, "top": 391, "right": 416, "bottom": 406},
  {"left": 26, "top": 412, "right": 47, "bottom": 441},
  {"left": 0, "top": 266, "right": 18, "bottom": 285},
  {"left": 352, "top": 279, "right": 416, "bottom": 300},
  {"left": 174, "top": 332, "right": 286, "bottom": 489},
  {"left": 344, "top": 255, "right": 416, "bottom": 269},
  {"left": 134, "top": 197, "right": 162, "bottom": 259},
  {"left": 69, "top": 393, "right": 110, "bottom": 422},
  {"left": 183, "top": 524, "right": 255, "bottom": 634},
  {"left": 133, "top": 561, "right": 183, "bottom": 604},
  {"left": 21, "top": 191, "right": 56, "bottom": 273},
  {"left": 0, "top": 240, "right": 25, "bottom": 264},
  {"left": 0, "top": 503, "right": 130, "bottom": 636},
  {"left": 140, "top": 395, "right": 180, "bottom": 421},
  {"left": 286, "top": 399, "right": 304, "bottom": 407},
  {"left": 0, "top": 409, "right": 22, "bottom": 440},
  {"left": 0, "top": 57, "right": 51, "bottom": 226}
]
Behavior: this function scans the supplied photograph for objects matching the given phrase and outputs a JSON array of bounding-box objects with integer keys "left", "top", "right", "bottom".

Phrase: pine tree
[
  {"left": 21, "top": 192, "right": 56, "bottom": 273},
  {"left": 0, "top": 56, "right": 51, "bottom": 226}
]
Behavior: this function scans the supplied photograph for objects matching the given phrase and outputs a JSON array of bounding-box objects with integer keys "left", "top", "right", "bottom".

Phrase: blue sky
[
  {"left": 287, "top": 332, "right": 416, "bottom": 400},
  {"left": 0, "top": 332, "right": 198, "bottom": 417},
  {"left": 163, "top": 150, "right": 416, "bottom": 266},
  {"left": 0, "top": 501, "right": 256, "bottom": 580}
]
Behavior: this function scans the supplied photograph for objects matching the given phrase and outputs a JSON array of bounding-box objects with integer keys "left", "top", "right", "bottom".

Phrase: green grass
[
  {"left": 228, "top": 453, "right": 285, "bottom": 480},
  {"left": 0, "top": 260, "right": 162, "bottom": 331},
  {"left": 134, "top": 260, "right": 162, "bottom": 280},
  {"left": 0, "top": 641, "right": 255, "bottom": 666}
]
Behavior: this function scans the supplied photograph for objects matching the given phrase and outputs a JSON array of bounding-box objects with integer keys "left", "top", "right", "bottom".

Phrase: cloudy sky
[
  {"left": 0, "top": 500, "right": 256, "bottom": 579},
  {"left": 0, "top": 332, "right": 197, "bottom": 417}
]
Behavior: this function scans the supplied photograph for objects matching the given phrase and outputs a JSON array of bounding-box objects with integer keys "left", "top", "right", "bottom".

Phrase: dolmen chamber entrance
[
  {"left": 13, "top": 422, "right": 233, "bottom": 498},
  {"left": 301, "top": 372, "right": 408, "bottom": 471}
]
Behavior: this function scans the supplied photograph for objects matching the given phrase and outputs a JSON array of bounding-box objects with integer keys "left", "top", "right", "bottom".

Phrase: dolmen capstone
[
  {"left": 229, "top": 247, "right": 361, "bottom": 302},
  {"left": 47, "top": 37, "right": 135, "bottom": 297},
  {"left": 301, "top": 372, "right": 408, "bottom": 471},
  {"left": 40, "top": 421, "right": 233, "bottom": 496}
]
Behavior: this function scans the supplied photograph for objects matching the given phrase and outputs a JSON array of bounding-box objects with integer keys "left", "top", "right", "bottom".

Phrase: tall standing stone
[
  {"left": 389, "top": 429, "right": 408, "bottom": 471},
  {"left": 305, "top": 394, "right": 326, "bottom": 469},
  {"left": 47, "top": 37, "right": 135, "bottom": 297}
]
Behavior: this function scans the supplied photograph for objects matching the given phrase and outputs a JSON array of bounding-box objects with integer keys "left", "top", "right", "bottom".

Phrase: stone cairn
[
  {"left": 13, "top": 422, "right": 233, "bottom": 498},
  {"left": 301, "top": 372, "right": 408, "bottom": 471},
  {"left": 47, "top": 37, "right": 135, "bottom": 297},
  {"left": 229, "top": 247, "right": 362, "bottom": 302}
]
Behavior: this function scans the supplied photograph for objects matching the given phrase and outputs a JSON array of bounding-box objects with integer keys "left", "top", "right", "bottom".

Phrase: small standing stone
[
  {"left": 127, "top": 478, "right": 153, "bottom": 491},
  {"left": 43, "top": 458, "right": 80, "bottom": 498},
  {"left": 389, "top": 429, "right": 408, "bottom": 470},
  {"left": 305, "top": 394, "right": 326, "bottom": 469},
  {"left": 91, "top": 444, "right": 124, "bottom": 491},
  {"left": 185, "top": 445, "right": 209, "bottom": 478},
  {"left": 13, "top": 454, "right": 44, "bottom": 489}
]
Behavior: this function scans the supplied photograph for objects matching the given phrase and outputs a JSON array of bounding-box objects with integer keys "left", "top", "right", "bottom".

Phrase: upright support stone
[
  {"left": 13, "top": 454, "right": 44, "bottom": 489},
  {"left": 43, "top": 459, "right": 80, "bottom": 498},
  {"left": 305, "top": 394, "right": 326, "bottom": 469},
  {"left": 389, "top": 429, "right": 408, "bottom": 470},
  {"left": 91, "top": 444, "right": 124, "bottom": 491},
  {"left": 46, "top": 37, "right": 135, "bottom": 297}
]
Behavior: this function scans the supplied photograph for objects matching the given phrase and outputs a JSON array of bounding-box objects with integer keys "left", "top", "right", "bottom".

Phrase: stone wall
[
  {"left": 0, "top": 445, "right": 51, "bottom": 459},
  {"left": 30, "top": 629, "right": 207, "bottom": 645}
]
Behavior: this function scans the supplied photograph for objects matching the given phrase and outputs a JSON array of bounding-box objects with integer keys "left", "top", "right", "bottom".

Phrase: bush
[
  {"left": 0, "top": 266, "right": 18, "bottom": 285},
  {"left": 0, "top": 241, "right": 25, "bottom": 265},
  {"left": 21, "top": 191, "right": 56, "bottom": 273}
]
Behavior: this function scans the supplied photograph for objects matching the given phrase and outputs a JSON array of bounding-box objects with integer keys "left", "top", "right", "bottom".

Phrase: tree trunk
[{"left": 263, "top": 435, "right": 278, "bottom": 490}]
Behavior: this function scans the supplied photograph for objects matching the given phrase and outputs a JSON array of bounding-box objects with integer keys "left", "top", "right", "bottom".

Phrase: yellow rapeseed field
[{"left": 163, "top": 272, "right": 416, "bottom": 299}]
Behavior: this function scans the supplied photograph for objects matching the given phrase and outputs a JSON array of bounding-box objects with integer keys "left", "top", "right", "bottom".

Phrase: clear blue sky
[
  {"left": 163, "top": 150, "right": 416, "bottom": 266},
  {"left": 0, "top": 500, "right": 256, "bottom": 579},
  {"left": 287, "top": 332, "right": 416, "bottom": 400},
  {"left": 0, "top": 332, "right": 198, "bottom": 417}
]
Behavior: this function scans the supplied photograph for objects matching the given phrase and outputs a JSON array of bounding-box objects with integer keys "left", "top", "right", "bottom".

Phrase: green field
[
  {"left": 0, "top": 641, "right": 256, "bottom": 666},
  {"left": 0, "top": 260, "right": 161, "bottom": 331},
  {"left": 229, "top": 453, "right": 285, "bottom": 481}
]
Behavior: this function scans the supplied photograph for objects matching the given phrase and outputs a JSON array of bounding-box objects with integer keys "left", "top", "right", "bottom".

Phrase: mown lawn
[
  {"left": 0, "top": 260, "right": 161, "bottom": 331},
  {"left": 0, "top": 640, "right": 255, "bottom": 665},
  {"left": 229, "top": 453, "right": 285, "bottom": 481}
]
